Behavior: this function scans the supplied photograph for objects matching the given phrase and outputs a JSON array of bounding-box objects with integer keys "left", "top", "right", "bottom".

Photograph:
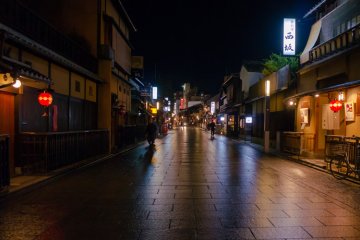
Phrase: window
[
  {"left": 357, "top": 15, "right": 360, "bottom": 25},
  {"left": 89, "top": 86, "right": 93, "bottom": 96},
  {"left": 119, "top": 85, "right": 122, "bottom": 92},
  {"left": 75, "top": 81, "right": 80, "bottom": 92}
]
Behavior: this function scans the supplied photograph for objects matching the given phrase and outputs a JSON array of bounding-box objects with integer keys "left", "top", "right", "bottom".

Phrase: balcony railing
[
  {"left": 0, "top": 0, "right": 97, "bottom": 72},
  {"left": 17, "top": 130, "right": 109, "bottom": 174},
  {"left": 0, "top": 135, "right": 10, "bottom": 191},
  {"left": 309, "top": 24, "right": 360, "bottom": 63}
]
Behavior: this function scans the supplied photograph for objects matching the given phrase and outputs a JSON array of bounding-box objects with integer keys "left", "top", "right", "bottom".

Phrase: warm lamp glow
[
  {"left": 329, "top": 100, "right": 342, "bottom": 112},
  {"left": 12, "top": 79, "right": 21, "bottom": 88},
  {"left": 265, "top": 80, "right": 270, "bottom": 96}
]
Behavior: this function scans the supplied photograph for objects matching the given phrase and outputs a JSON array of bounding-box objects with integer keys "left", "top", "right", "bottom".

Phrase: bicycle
[{"left": 329, "top": 136, "right": 360, "bottom": 180}]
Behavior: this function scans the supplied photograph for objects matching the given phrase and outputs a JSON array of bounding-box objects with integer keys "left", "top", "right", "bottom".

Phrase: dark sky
[{"left": 123, "top": 0, "right": 320, "bottom": 96}]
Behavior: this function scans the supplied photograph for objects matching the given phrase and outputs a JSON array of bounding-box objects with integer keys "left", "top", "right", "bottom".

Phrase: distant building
[{"left": 219, "top": 73, "right": 242, "bottom": 137}]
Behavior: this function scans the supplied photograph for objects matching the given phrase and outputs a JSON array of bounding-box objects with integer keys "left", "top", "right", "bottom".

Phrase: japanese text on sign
[{"left": 283, "top": 18, "right": 296, "bottom": 55}]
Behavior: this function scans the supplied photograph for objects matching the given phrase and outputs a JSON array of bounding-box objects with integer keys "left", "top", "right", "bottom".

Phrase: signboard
[
  {"left": 345, "top": 102, "right": 355, "bottom": 121},
  {"left": 152, "top": 87, "right": 157, "bottom": 100},
  {"left": 131, "top": 56, "right": 144, "bottom": 69},
  {"left": 151, "top": 107, "right": 157, "bottom": 114},
  {"left": 245, "top": 117, "right": 252, "bottom": 124},
  {"left": 180, "top": 98, "right": 185, "bottom": 110},
  {"left": 211, "top": 101, "right": 215, "bottom": 114},
  {"left": 140, "top": 87, "right": 151, "bottom": 97},
  {"left": 283, "top": 18, "right": 296, "bottom": 55},
  {"left": 300, "top": 108, "right": 309, "bottom": 124}
]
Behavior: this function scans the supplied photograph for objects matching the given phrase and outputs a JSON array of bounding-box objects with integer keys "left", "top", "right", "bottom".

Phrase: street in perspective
[
  {"left": 2, "top": 0, "right": 360, "bottom": 239},
  {"left": 1, "top": 127, "right": 360, "bottom": 240}
]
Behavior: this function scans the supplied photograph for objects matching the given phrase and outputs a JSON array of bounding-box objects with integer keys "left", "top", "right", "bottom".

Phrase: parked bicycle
[{"left": 329, "top": 136, "right": 360, "bottom": 180}]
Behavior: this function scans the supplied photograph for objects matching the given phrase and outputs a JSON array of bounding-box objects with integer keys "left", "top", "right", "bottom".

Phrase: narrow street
[{"left": 1, "top": 127, "right": 360, "bottom": 240}]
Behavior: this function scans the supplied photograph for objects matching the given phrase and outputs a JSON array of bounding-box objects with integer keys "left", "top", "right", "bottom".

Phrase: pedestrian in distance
[
  {"left": 209, "top": 120, "right": 215, "bottom": 139},
  {"left": 146, "top": 119, "right": 157, "bottom": 146}
]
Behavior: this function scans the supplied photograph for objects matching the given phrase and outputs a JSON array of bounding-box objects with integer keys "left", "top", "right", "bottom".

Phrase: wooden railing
[
  {"left": 281, "top": 132, "right": 303, "bottom": 157},
  {"left": 309, "top": 24, "right": 360, "bottom": 63},
  {"left": 0, "top": 135, "right": 10, "bottom": 190},
  {"left": 17, "top": 130, "right": 109, "bottom": 174}
]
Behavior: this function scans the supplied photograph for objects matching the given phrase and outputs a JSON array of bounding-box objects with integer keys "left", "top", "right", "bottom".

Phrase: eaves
[{"left": 0, "top": 24, "right": 104, "bottom": 83}]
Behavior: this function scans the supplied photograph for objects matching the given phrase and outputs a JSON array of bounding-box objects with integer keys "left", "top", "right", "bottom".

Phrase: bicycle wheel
[{"left": 330, "top": 156, "right": 349, "bottom": 180}]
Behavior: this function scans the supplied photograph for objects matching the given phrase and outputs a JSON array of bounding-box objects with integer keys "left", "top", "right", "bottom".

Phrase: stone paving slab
[{"left": 1, "top": 127, "right": 360, "bottom": 240}]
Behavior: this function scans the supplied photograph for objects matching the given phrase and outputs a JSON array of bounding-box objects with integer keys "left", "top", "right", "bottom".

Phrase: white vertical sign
[
  {"left": 283, "top": 18, "right": 296, "bottom": 55},
  {"left": 152, "top": 87, "right": 157, "bottom": 100},
  {"left": 210, "top": 101, "right": 215, "bottom": 114}
]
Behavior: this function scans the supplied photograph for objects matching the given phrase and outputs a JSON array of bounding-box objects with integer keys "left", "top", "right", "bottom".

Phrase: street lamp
[{"left": 264, "top": 80, "right": 270, "bottom": 153}]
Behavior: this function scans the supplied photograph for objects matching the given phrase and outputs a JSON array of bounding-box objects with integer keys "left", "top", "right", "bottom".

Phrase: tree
[{"left": 262, "top": 53, "right": 299, "bottom": 78}]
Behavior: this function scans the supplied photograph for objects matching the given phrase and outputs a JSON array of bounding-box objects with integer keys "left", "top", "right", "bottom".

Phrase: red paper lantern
[
  {"left": 329, "top": 100, "right": 342, "bottom": 112},
  {"left": 38, "top": 92, "right": 53, "bottom": 107}
]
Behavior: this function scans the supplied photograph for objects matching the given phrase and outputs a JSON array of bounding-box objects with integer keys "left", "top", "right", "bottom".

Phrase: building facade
[
  {"left": 293, "top": 0, "right": 360, "bottom": 157},
  {"left": 0, "top": 0, "right": 135, "bottom": 178}
]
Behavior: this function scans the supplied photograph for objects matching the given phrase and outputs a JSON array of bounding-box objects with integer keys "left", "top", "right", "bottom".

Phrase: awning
[
  {"left": 300, "top": 20, "right": 322, "bottom": 64},
  {"left": 283, "top": 79, "right": 360, "bottom": 103}
]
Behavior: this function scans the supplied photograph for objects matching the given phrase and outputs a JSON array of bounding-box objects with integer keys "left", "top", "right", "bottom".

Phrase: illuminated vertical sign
[
  {"left": 180, "top": 98, "right": 185, "bottom": 110},
  {"left": 152, "top": 87, "right": 158, "bottom": 99},
  {"left": 210, "top": 101, "right": 215, "bottom": 114},
  {"left": 283, "top": 18, "right": 296, "bottom": 55}
]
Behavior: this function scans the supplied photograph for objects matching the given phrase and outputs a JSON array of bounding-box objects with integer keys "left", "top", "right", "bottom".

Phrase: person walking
[
  {"left": 146, "top": 119, "right": 157, "bottom": 145},
  {"left": 209, "top": 120, "right": 215, "bottom": 139}
]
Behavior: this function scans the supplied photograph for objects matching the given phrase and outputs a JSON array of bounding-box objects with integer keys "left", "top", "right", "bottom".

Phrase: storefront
[{"left": 291, "top": 83, "right": 360, "bottom": 157}]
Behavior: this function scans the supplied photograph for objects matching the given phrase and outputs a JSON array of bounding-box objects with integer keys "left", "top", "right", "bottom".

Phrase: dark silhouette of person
[
  {"left": 146, "top": 119, "right": 157, "bottom": 145},
  {"left": 209, "top": 120, "right": 215, "bottom": 139}
]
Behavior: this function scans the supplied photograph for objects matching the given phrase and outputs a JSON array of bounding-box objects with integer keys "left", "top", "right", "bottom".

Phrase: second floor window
[{"left": 75, "top": 81, "right": 80, "bottom": 92}]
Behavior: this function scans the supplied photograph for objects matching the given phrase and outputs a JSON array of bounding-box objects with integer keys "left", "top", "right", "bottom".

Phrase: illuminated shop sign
[
  {"left": 152, "top": 87, "right": 158, "bottom": 100},
  {"left": 245, "top": 117, "right": 252, "bottom": 123},
  {"left": 180, "top": 98, "right": 185, "bottom": 110},
  {"left": 211, "top": 101, "right": 215, "bottom": 114},
  {"left": 283, "top": 18, "right": 296, "bottom": 56}
]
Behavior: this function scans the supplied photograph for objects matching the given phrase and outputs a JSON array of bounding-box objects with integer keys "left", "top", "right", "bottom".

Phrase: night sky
[{"left": 123, "top": 0, "right": 320, "bottom": 96}]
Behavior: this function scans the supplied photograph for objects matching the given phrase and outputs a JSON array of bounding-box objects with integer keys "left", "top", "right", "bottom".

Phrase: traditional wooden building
[
  {"left": 289, "top": 0, "right": 360, "bottom": 157},
  {"left": 0, "top": 0, "right": 135, "bottom": 179}
]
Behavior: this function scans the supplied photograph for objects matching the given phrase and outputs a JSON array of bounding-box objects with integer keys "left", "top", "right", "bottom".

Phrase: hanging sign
[{"left": 283, "top": 18, "right": 296, "bottom": 55}]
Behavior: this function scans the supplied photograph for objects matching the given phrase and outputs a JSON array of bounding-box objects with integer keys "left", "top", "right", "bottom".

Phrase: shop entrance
[{"left": 0, "top": 92, "right": 15, "bottom": 176}]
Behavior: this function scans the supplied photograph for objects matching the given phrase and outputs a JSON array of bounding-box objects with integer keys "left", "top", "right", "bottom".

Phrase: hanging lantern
[
  {"left": 38, "top": 91, "right": 53, "bottom": 107},
  {"left": 329, "top": 100, "right": 342, "bottom": 112}
]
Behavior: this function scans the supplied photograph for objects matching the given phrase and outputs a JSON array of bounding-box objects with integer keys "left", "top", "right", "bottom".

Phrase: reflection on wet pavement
[{"left": 1, "top": 127, "right": 360, "bottom": 239}]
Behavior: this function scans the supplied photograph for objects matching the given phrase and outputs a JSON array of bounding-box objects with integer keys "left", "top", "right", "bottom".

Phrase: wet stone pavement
[{"left": 1, "top": 127, "right": 360, "bottom": 240}]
